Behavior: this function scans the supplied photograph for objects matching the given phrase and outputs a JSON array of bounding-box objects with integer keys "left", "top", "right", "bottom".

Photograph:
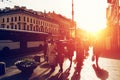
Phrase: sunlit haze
[{"left": 0, "top": 0, "right": 108, "bottom": 32}]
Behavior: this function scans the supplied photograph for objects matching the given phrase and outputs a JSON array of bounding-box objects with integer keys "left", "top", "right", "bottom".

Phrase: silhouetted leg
[
  {"left": 59, "top": 62, "right": 63, "bottom": 72},
  {"left": 96, "top": 55, "right": 99, "bottom": 66},
  {"left": 69, "top": 56, "right": 72, "bottom": 68},
  {"left": 50, "top": 65, "right": 55, "bottom": 73}
]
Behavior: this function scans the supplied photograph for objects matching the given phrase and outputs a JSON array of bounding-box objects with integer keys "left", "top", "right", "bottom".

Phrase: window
[
  {"left": 7, "top": 18, "right": 9, "bottom": 22},
  {"left": 36, "top": 20, "right": 38, "bottom": 24},
  {"left": 15, "top": 25, "right": 17, "bottom": 29},
  {"left": 43, "top": 22, "right": 44, "bottom": 26},
  {"left": 41, "top": 26, "right": 43, "bottom": 32},
  {"left": 24, "top": 17, "right": 26, "bottom": 21},
  {"left": 18, "top": 24, "right": 21, "bottom": 29},
  {"left": 7, "top": 25, "right": 9, "bottom": 28},
  {"left": 27, "top": 17, "right": 29, "bottom": 22},
  {"left": 36, "top": 25, "right": 38, "bottom": 31},
  {"left": 40, "top": 21, "right": 42, "bottom": 25},
  {"left": 19, "top": 16, "right": 21, "bottom": 21},
  {"left": 11, "top": 24, "right": 14, "bottom": 29},
  {"left": 2, "top": 18, "right": 5, "bottom": 23},
  {"left": 30, "top": 24, "right": 32, "bottom": 31},
  {"left": 39, "top": 27, "right": 41, "bottom": 32},
  {"left": 30, "top": 18, "right": 32, "bottom": 23},
  {"left": 33, "top": 26, "right": 35, "bottom": 31},
  {"left": 23, "top": 24, "right": 26, "bottom": 30},
  {"left": 11, "top": 17, "right": 13, "bottom": 22},
  {"left": 44, "top": 27, "right": 47, "bottom": 32},
  {"left": 1, "top": 24, "right": 5, "bottom": 28},
  {"left": 15, "top": 17, "right": 17, "bottom": 22},
  {"left": 27, "top": 25, "right": 29, "bottom": 30},
  {"left": 34, "top": 19, "right": 35, "bottom": 24}
]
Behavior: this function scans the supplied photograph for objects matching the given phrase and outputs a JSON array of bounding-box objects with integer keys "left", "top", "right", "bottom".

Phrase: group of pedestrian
[
  {"left": 43, "top": 39, "right": 65, "bottom": 72},
  {"left": 42, "top": 37, "right": 103, "bottom": 73}
]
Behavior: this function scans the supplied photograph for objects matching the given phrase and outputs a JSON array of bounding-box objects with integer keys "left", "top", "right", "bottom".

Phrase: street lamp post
[
  {"left": 116, "top": 0, "right": 120, "bottom": 50},
  {"left": 72, "top": 0, "right": 77, "bottom": 51}
]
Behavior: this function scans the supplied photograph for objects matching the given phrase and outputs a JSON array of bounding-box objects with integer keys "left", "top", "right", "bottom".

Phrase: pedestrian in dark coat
[
  {"left": 67, "top": 39, "right": 75, "bottom": 67},
  {"left": 74, "top": 38, "right": 84, "bottom": 72},
  {"left": 56, "top": 40, "right": 65, "bottom": 72},
  {"left": 43, "top": 40, "right": 48, "bottom": 61},
  {"left": 93, "top": 39, "right": 103, "bottom": 66}
]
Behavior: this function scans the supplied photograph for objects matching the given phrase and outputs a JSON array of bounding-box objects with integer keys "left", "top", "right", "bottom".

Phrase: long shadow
[
  {"left": 48, "top": 67, "right": 71, "bottom": 80},
  {"left": 92, "top": 64, "right": 109, "bottom": 80},
  {"left": 31, "top": 70, "right": 53, "bottom": 80},
  {"left": 0, "top": 72, "right": 32, "bottom": 80},
  {"left": 71, "top": 59, "right": 84, "bottom": 80},
  {"left": 30, "top": 65, "right": 50, "bottom": 80},
  {"left": 40, "top": 62, "right": 51, "bottom": 68},
  {"left": 58, "top": 67, "right": 71, "bottom": 80},
  {"left": 47, "top": 72, "right": 62, "bottom": 80}
]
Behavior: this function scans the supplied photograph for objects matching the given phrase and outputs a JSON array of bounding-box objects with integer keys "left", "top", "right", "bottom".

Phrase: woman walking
[{"left": 47, "top": 40, "right": 57, "bottom": 72}]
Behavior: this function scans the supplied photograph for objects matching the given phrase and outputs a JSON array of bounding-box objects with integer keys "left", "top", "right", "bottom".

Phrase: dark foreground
[{"left": 0, "top": 49, "right": 120, "bottom": 80}]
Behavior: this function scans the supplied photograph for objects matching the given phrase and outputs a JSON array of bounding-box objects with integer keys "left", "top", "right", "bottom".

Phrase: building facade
[
  {"left": 0, "top": 6, "right": 74, "bottom": 54},
  {"left": 106, "top": 0, "right": 120, "bottom": 52},
  {"left": 0, "top": 6, "right": 59, "bottom": 39},
  {"left": 47, "top": 11, "right": 74, "bottom": 40},
  {"left": 0, "top": 6, "right": 74, "bottom": 40}
]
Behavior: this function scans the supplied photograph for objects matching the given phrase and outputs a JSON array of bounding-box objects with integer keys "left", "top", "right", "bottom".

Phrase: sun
[
  {"left": 77, "top": 19, "right": 107, "bottom": 33},
  {"left": 75, "top": 0, "right": 107, "bottom": 33}
]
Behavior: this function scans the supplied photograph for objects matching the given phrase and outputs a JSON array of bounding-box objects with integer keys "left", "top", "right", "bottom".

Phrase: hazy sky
[{"left": 0, "top": 0, "right": 108, "bottom": 32}]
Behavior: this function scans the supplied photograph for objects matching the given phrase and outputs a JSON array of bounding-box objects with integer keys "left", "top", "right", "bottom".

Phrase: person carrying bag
[{"left": 47, "top": 40, "right": 57, "bottom": 72}]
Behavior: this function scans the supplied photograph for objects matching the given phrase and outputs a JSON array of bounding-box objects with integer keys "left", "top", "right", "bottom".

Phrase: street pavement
[{"left": 0, "top": 49, "right": 120, "bottom": 80}]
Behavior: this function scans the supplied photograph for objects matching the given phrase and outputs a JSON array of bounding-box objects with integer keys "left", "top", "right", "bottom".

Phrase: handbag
[{"left": 92, "top": 55, "right": 95, "bottom": 61}]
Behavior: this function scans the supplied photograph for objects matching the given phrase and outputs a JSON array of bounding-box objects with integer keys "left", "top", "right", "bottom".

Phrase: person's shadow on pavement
[
  {"left": 71, "top": 59, "right": 84, "bottom": 80},
  {"left": 92, "top": 64, "right": 109, "bottom": 80},
  {"left": 48, "top": 67, "right": 71, "bottom": 80}
]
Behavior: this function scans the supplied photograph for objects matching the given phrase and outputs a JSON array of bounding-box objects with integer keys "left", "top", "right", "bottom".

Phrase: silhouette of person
[
  {"left": 83, "top": 39, "right": 90, "bottom": 58},
  {"left": 66, "top": 39, "right": 75, "bottom": 67},
  {"left": 56, "top": 40, "right": 65, "bottom": 72},
  {"left": 71, "top": 52, "right": 84, "bottom": 80},
  {"left": 76, "top": 38, "right": 84, "bottom": 63},
  {"left": 47, "top": 40, "right": 57, "bottom": 72},
  {"left": 93, "top": 38, "right": 103, "bottom": 66},
  {"left": 71, "top": 65, "right": 82, "bottom": 80},
  {"left": 43, "top": 40, "right": 48, "bottom": 62}
]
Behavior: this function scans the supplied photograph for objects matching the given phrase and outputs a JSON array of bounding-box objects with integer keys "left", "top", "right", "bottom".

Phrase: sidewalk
[
  {"left": 0, "top": 51, "right": 120, "bottom": 80},
  {"left": 0, "top": 52, "right": 45, "bottom": 80}
]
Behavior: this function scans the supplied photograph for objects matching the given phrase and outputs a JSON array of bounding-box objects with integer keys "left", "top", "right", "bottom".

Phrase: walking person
[
  {"left": 47, "top": 40, "right": 57, "bottom": 72},
  {"left": 66, "top": 39, "right": 75, "bottom": 68},
  {"left": 56, "top": 40, "right": 65, "bottom": 72},
  {"left": 43, "top": 40, "right": 48, "bottom": 62},
  {"left": 83, "top": 39, "right": 90, "bottom": 58},
  {"left": 75, "top": 38, "right": 84, "bottom": 70},
  {"left": 92, "top": 38, "right": 103, "bottom": 66}
]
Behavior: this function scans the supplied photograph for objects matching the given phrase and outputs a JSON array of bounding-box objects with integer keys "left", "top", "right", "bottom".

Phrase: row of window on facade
[
  {"left": 0, "top": 23, "right": 58, "bottom": 34},
  {"left": 1, "top": 16, "right": 57, "bottom": 28}
]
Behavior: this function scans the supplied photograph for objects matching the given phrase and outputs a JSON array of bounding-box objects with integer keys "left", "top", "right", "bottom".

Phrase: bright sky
[{"left": 0, "top": 0, "right": 108, "bottom": 32}]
